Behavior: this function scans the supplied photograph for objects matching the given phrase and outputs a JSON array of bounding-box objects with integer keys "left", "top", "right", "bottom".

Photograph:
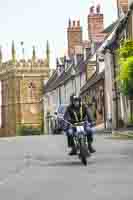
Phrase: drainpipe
[
  {"left": 117, "top": 0, "right": 120, "bottom": 19},
  {"left": 103, "top": 78, "right": 106, "bottom": 129},
  {"left": 112, "top": 51, "right": 119, "bottom": 129},
  {"left": 59, "top": 87, "right": 61, "bottom": 105}
]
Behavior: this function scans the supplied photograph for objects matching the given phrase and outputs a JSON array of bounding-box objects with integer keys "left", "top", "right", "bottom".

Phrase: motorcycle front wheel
[{"left": 79, "top": 143, "right": 88, "bottom": 166}]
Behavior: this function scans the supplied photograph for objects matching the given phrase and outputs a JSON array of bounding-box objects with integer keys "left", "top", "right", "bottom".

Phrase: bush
[{"left": 17, "top": 125, "right": 42, "bottom": 136}]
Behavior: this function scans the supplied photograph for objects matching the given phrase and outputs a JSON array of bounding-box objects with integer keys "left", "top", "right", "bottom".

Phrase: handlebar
[{"left": 52, "top": 114, "right": 96, "bottom": 127}]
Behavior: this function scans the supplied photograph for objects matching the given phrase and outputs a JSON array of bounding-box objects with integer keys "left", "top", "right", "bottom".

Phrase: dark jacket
[{"left": 64, "top": 103, "right": 94, "bottom": 125}]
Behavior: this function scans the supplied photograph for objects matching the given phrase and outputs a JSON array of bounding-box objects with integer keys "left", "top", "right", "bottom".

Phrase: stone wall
[{"left": 0, "top": 59, "right": 49, "bottom": 136}]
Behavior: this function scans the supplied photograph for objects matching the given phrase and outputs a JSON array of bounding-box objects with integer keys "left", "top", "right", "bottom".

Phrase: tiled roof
[
  {"left": 102, "top": 20, "right": 118, "bottom": 34},
  {"left": 80, "top": 71, "right": 105, "bottom": 94},
  {"left": 44, "top": 49, "right": 98, "bottom": 94},
  {"left": 44, "top": 39, "right": 104, "bottom": 94},
  {"left": 44, "top": 71, "right": 58, "bottom": 93},
  {"left": 44, "top": 66, "right": 73, "bottom": 93},
  {"left": 98, "top": 15, "right": 128, "bottom": 53}
]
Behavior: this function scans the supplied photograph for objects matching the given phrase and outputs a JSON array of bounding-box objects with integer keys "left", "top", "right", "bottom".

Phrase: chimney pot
[
  {"left": 90, "top": 6, "right": 94, "bottom": 14},
  {"left": 69, "top": 19, "right": 71, "bottom": 27},
  {"left": 77, "top": 20, "right": 80, "bottom": 27},
  {"left": 96, "top": 4, "right": 101, "bottom": 14},
  {"left": 73, "top": 20, "right": 76, "bottom": 27}
]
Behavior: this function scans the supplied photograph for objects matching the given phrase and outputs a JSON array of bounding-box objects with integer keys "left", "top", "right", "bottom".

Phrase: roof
[
  {"left": 44, "top": 71, "right": 58, "bottom": 93},
  {"left": 98, "top": 15, "right": 128, "bottom": 53},
  {"left": 44, "top": 65, "right": 73, "bottom": 93},
  {"left": 102, "top": 20, "right": 118, "bottom": 34},
  {"left": 44, "top": 55, "right": 86, "bottom": 93},
  {"left": 44, "top": 33, "right": 105, "bottom": 94},
  {"left": 44, "top": 44, "right": 101, "bottom": 94},
  {"left": 80, "top": 71, "right": 105, "bottom": 94}
]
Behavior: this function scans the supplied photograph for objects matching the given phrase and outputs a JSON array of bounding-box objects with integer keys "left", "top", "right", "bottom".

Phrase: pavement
[
  {"left": 112, "top": 129, "right": 133, "bottom": 138},
  {"left": 0, "top": 134, "right": 133, "bottom": 199}
]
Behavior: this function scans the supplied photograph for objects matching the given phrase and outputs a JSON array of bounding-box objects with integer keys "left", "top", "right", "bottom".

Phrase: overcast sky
[{"left": 0, "top": 0, "right": 117, "bottom": 67}]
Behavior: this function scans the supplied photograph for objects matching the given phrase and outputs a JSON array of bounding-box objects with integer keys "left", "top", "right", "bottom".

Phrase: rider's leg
[
  {"left": 67, "top": 128, "right": 77, "bottom": 155},
  {"left": 67, "top": 135, "right": 72, "bottom": 147},
  {"left": 85, "top": 126, "right": 96, "bottom": 153}
]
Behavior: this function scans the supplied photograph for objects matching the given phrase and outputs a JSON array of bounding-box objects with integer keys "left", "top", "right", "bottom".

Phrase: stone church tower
[{"left": 0, "top": 41, "right": 50, "bottom": 136}]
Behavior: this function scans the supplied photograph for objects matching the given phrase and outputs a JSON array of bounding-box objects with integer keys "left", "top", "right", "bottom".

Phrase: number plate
[{"left": 76, "top": 126, "right": 84, "bottom": 133}]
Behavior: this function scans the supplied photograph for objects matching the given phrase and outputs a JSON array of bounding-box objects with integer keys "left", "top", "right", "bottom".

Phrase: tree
[{"left": 117, "top": 40, "right": 133, "bottom": 122}]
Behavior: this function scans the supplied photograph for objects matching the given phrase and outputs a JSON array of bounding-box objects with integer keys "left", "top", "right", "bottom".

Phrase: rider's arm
[
  {"left": 64, "top": 107, "right": 74, "bottom": 124},
  {"left": 84, "top": 105, "right": 95, "bottom": 125},
  {"left": 64, "top": 107, "right": 71, "bottom": 122}
]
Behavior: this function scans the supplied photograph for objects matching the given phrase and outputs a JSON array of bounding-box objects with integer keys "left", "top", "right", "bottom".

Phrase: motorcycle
[
  {"left": 54, "top": 113, "right": 91, "bottom": 166},
  {"left": 69, "top": 121, "right": 90, "bottom": 166}
]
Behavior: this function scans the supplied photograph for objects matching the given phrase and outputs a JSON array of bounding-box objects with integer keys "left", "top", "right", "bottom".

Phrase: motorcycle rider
[{"left": 64, "top": 94, "right": 96, "bottom": 155}]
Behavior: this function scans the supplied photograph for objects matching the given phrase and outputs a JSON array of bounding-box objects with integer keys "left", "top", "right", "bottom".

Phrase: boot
[
  {"left": 87, "top": 135, "right": 96, "bottom": 153},
  {"left": 68, "top": 135, "right": 77, "bottom": 155},
  {"left": 69, "top": 147, "right": 77, "bottom": 156},
  {"left": 88, "top": 143, "right": 96, "bottom": 153}
]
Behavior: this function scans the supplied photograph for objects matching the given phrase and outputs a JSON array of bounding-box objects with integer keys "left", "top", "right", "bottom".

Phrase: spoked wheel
[{"left": 79, "top": 145, "right": 89, "bottom": 166}]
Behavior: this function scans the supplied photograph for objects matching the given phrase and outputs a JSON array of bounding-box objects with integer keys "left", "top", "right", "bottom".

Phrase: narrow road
[{"left": 0, "top": 134, "right": 132, "bottom": 200}]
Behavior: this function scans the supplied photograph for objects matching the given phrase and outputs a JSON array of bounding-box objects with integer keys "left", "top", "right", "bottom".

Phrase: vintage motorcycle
[
  {"left": 69, "top": 121, "right": 91, "bottom": 166},
  {"left": 54, "top": 113, "right": 92, "bottom": 166}
]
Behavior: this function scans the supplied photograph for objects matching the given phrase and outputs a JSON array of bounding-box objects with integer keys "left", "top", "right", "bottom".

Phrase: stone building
[{"left": 0, "top": 41, "right": 50, "bottom": 136}]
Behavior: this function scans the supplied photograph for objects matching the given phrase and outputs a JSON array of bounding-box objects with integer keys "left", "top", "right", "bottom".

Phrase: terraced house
[
  {"left": 43, "top": 5, "right": 114, "bottom": 133},
  {"left": 96, "top": 0, "right": 133, "bottom": 130}
]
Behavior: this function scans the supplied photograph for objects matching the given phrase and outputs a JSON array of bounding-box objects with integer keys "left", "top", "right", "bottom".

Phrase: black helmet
[
  {"left": 70, "top": 94, "right": 81, "bottom": 104},
  {"left": 70, "top": 93, "right": 74, "bottom": 104}
]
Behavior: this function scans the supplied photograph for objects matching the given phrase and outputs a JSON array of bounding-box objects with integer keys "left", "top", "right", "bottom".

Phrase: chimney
[
  {"left": 67, "top": 19, "right": 83, "bottom": 58},
  {"left": 117, "top": 0, "right": 128, "bottom": 16},
  {"left": 88, "top": 5, "right": 104, "bottom": 42}
]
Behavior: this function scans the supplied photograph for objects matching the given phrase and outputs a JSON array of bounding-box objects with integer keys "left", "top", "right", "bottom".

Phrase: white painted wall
[
  {"left": 104, "top": 51, "right": 113, "bottom": 128},
  {"left": 65, "top": 80, "right": 73, "bottom": 104},
  {"left": 75, "top": 75, "right": 80, "bottom": 96},
  {"left": 0, "top": 81, "right": 2, "bottom": 128},
  {"left": 81, "top": 73, "right": 86, "bottom": 88},
  {"left": 43, "top": 70, "right": 86, "bottom": 133},
  {"left": 60, "top": 85, "right": 65, "bottom": 104},
  {"left": 99, "top": 60, "right": 105, "bottom": 73},
  {"left": 129, "top": 0, "right": 133, "bottom": 7}
]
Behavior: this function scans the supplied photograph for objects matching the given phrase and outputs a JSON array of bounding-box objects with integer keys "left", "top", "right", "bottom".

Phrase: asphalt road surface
[{"left": 0, "top": 134, "right": 133, "bottom": 200}]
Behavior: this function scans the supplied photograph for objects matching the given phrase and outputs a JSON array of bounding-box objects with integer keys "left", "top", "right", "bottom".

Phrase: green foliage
[
  {"left": 128, "top": 113, "right": 133, "bottom": 124},
  {"left": 117, "top": 40, "right": 133, "bottom": 59},
  {"left": 16, "top": 125, "right": 42, "bottom": 136},
  {"left": 117, "top": 40, "right": 133, "bottom": 96}
]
